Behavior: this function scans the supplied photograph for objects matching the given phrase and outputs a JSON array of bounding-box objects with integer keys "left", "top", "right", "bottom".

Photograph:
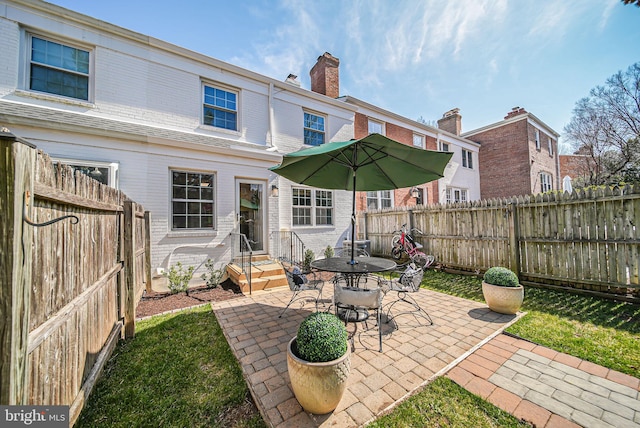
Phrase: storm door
[{"left": 236, "top": 180, "right": 266, "bottom": 252}]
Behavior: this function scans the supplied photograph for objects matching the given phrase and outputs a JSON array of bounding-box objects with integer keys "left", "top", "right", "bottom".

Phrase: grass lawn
[{"left": 76, "top": 305, "right": 266, "bottom": 428}]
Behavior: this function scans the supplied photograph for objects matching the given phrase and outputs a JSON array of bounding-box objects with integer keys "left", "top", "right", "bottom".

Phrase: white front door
[{"left": 236, "top": 179, "right": 266, "bottom": 253}]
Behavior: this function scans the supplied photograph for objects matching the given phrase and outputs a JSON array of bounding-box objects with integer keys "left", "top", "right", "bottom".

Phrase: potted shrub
[
  {"left": 481, "top": 266, "right": 524, "bottom": 314},
  {"left": 287, "top": 312, "right": 350, "bottom": 414}
]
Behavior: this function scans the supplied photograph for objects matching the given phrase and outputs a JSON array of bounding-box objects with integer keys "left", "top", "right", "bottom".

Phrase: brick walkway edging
[{"left": 446, "top": 333, "right": 640, "bottom": 428}]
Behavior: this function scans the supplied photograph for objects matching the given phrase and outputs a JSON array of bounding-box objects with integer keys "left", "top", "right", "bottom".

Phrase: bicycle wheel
[{"left": 391, "top": 245, "right": 404, "bottom": 260}]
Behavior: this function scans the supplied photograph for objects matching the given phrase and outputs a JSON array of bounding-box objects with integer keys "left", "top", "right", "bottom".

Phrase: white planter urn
[
  {"left": 482, "top": 281, "right": 524, "bottom": 315},
  {"left": 287, "top": 337, "right": 351, "bottom": 414}
]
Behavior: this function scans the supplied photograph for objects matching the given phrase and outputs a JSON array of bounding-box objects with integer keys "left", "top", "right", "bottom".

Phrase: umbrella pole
[{"left": 350, "top": 172, "right": 357, "bottom": 265}]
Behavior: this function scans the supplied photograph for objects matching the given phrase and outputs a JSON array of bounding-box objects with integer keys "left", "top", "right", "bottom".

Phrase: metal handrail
[
  {"left": 270, "top": 230, "right": 306, "bottom": 266},
  {"left": 229, "top": 231, "right": 253, "bottom": 295}
]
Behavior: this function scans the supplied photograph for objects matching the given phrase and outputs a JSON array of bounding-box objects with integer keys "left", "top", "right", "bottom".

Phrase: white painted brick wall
[{"left": 0, "top": 17, "right": 19, "bottom": 96}]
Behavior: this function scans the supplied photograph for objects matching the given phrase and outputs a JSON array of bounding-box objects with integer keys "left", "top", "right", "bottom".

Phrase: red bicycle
[{"left": 391, "top": 224, "right": 431, "bottom": 268}]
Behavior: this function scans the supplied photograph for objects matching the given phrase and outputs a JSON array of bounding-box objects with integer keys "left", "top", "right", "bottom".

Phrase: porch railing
[
  {"left": 270, "top": 230, "right": 306, "bottom": 265},
  {"left": 229, "top": 232, "right": 253, "bottom": 294}
]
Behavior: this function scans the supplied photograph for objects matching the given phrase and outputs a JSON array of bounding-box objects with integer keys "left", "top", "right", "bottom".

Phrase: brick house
[
  {"left": 309, "top": 53, "right": 481, "bottom": 210},
  {"left": 461, "top": 107, "right": 560, "bottom": 199}
]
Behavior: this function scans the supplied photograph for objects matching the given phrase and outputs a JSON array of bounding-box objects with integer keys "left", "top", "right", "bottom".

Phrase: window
[
  {"left": 446, "top": 187, "right": 468, "bottom": 204},
  {"left": 462, "top": 149, "right": 473, "bottom": 169},
  {"left": 535, "top": 130, "right": 540, "bottom": 150},
  {"left": 366, "top": 190, "right": 392, "bottom": 210},
  {"left": 540, "top": 172, "right": 553, "bottom": 193},
  {"left": 413, "top": 134, "right": 424, "bottom": 148},
  {"left": 315, "top": 190, "right": 333, "bottom": 225},
  {"left": 53, "top": 158, "right": 118, "bottom": 188},
  {"left": 548, "top": 137, "right": 553, "bottom": 156},
  {"left": 203, "top": 84, "right": 237, "bottom": 130},
  {"left": 415, "top": 187, "right": 425, "bottom": 205},
  {"left": 368, "top": 119, "right": 383, "bottom": 134},
  {"left": 171, "top": 171, "right": 215, "bottom": 230},
  {"left": 29, "top": 35, "right": 90, "bottom": 100},
  {"left": 292, "top": 188, "right": 333, "bottom": 226},
  {"left": 440, "top": 142, "right": 450, "bottom": 152},
  {"left": 304, "top": 112, "right": 325, "bottom": 146}
]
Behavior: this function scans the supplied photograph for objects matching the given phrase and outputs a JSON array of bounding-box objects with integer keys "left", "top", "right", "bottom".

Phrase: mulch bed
[{"left": 136, "top": 279, "right": 244, "bottom": 318}]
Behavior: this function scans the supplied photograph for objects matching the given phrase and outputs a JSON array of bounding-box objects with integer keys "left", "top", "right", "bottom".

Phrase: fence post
[
  {"left": 123, "top": 200, "right": 136, "bottom": 338},
  {"left": 508, "top": 202, "right": 521, "bottom": 277},
  {"left": 144, "top": 211, "right": 152, "bottom": 293},
  {"left": 0, "top": 132, "right": 36, "bottom": 405}
]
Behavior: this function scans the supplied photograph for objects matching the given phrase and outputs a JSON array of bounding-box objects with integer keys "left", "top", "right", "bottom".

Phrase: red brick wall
[
  {"left": 559, "top": 155, "right": 593, "bottom": 180},
  {"left": 469, "top": 119, "right": 532, "bottom": 199}
]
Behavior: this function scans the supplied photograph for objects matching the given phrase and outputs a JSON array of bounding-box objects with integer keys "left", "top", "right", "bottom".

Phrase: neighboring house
[
  {"left": 308, "top": 53, "right": 481, "bottom": 211},
  {"left": 461, "top": 107, "right": 560, "bottom": 199},
  {"left": 559, "top": 150, "right": 596, "bottom": 189},
  {"left": 0, "top": 0, "right": 357, "bottom": 273}
]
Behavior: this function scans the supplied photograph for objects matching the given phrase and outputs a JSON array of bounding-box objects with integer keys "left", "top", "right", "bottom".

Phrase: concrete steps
[{"left": 225, "top": 255, "right": 288, "bottom": 293}]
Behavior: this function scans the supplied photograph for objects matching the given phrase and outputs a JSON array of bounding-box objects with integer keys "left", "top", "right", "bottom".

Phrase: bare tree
[{"left": 564, "top": 62, "right": 640, "bottom": 186}]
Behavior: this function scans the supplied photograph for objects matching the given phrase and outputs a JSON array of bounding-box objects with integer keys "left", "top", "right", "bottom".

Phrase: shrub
[
  {"left": 323, "top": 245, "right": 335, "bottom": 259},
  {"left": 302, "top": 249, "right": 315, "bottom": 272},
  {"left": 296, "top": 312, "right": 347, "bottom": 363},
  {"left": 483, "top": 267, "right": 519, "bottom": 287},
  {"left": 163, "top": 262, "right": 195, "bottom": 294},
  {"left": 201, "top": 259, "right": 224, "bottom": 288}
]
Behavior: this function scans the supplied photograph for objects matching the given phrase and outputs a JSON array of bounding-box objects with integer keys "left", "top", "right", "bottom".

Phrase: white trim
[{"left": 51, "top": 156, "right": 118, "bottom": 188}]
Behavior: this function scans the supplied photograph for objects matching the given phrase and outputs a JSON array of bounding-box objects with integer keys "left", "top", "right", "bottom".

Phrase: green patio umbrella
[{"left": 270, "top": 133, "right": 453, "bottom": 264}]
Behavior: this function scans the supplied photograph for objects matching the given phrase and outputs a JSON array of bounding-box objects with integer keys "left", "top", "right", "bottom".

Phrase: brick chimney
[
  {"left": 437, "top": 108, "right": 462, "bottom": 135},
  {"left": 504, "top": 106, "right": 527, "bottom": 120},
  {"left": 310, "top": 52, "right": 340, "bottom": 98}
]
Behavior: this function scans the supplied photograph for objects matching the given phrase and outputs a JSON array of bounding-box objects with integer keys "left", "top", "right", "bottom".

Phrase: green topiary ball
[
  {"left": 296, "top": 312, "right": 348, "bottom": 363},
  {"left": 483, "top": 267, "right": 520, "bottom": 287}
]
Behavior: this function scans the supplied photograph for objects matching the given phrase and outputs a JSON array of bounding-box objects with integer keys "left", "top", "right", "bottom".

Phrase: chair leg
[{"left": 384, "top": 291, "right": 433, "bottom": 325}]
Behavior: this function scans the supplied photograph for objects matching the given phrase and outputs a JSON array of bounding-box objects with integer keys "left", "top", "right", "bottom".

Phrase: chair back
[
  {"left": 284, "top": 265, "right": 307, "bottom": 291},
  {"left": 399, "top": 264, "right": 424, "bottom": 292},
  {"left": 334, "top": 286, "right": 383, "bottom": 309}
]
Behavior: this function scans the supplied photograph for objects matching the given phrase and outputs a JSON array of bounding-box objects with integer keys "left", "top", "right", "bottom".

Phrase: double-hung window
[
  {"left": 446, "top": 187, "right": 468, "bottom": 204},
  {"left": 535, "top": 130, "right": 541, "bottom": 150},
  {"left": 368, "top": 119, "right": 383, "bottom": 134},
  {"left": 304, "top": 112, "right": 325, "bottom": 146},
  {"left": 413, "top": 134, "right": 424, "bottom": 148},
  {"left": 292, "top": 188, "right": 333, "bottom": 226},
  {"left": 440, "top": 142, "right": 450, "bottom": 152},
  {"left": 29, "top": 35, "right": 90, "bottom": 101},
  {"left": 203, "top": 84, "right": 237, "bottom": 130},
  {"left": 171, "top": 171, "right": 215, "bottom": 230},
  {"left": 366, "top": 190, "right": 392, "bottom": 210},
  {"left": 462, "top": 149, "right": 473, "bottom": 169},
  {"left": 548, "top": 137, "right": 554, "bottom": 156},
  {"left": 540, "top": 172, "right": 553, "bottom": 193}
]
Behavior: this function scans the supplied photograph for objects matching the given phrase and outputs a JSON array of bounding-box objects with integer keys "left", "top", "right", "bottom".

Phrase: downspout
[{"left": 268, "top": 82, "right": 275, "bottom": 148}]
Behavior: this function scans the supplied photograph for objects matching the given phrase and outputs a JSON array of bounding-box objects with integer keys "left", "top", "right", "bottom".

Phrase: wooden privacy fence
[
  {"left": 0, "top": 132, "right": 150, "bottom": 425},
  {"left": 359, "top": 185, "right": 640, "bottom": 302}
]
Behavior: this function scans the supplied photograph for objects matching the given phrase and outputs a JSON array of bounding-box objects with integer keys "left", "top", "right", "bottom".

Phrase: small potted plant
[
  {"left": 287, "top": 312, "right": 350, "bottom": 414},
  {"left": 302, "top": 248, "right": 315, "bottom": 272},
  {"left": 481, "top": 266, "right": 524, "bottom": 314}
]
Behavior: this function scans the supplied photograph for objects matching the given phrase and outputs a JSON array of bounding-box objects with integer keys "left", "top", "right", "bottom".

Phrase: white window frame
[
  {"left": 292, "top": 187, "right": 334, "bottom": 227},
  {"left": 25, "top": 33, "right": 92, "bottom": 102},
  {"left": 548, "top": 137, "right": 553, "bottom": 156},
  {"left": 412, "top": 133, "right": 424, "bottom": 148},
  {"left": 366, "top": 190, "right": 393, "bottom": 210},
  {"left": 535, "top": 129, "right": 540, "bottom": 150},
  {"left": 202, "top": 82, "right": 239, "bottom": 131},
  {"left": 446, "top": 187, "right": 468, "bottom": 204},
  {"left": 540, "top": 172, "right": 553, "bottom": 193},
  {"left": 462, "top": 149, "right": 473, "bottom": 169},
  {"left": 52, "top": 157, "right": 118, "bottom": 188},
  {"left": 303, "top": 110, "right": 326, "bottom": 146},
  {"left": 170, "top": 170, "right": 216, "bottom": 231},
  {"left": 368, "top": 119, "right": 384, "bottom": 135},
  {"left": 440, "top": 141, "right": 450, "bottom": 152}
]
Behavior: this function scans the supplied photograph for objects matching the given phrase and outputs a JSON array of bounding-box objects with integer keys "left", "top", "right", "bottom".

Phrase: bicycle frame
[{"left": 391, "top": 224, "right": 428, "bottom": 267}]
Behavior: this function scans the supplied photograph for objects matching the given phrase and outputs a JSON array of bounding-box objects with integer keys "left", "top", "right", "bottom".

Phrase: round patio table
[{"left": 310, "top": 256, "right": 396, "bottom": 275}]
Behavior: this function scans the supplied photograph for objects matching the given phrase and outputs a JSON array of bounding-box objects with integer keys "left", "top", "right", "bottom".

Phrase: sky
[{"left": 46, "top": 0, "right": 640, "bottom": 153}]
